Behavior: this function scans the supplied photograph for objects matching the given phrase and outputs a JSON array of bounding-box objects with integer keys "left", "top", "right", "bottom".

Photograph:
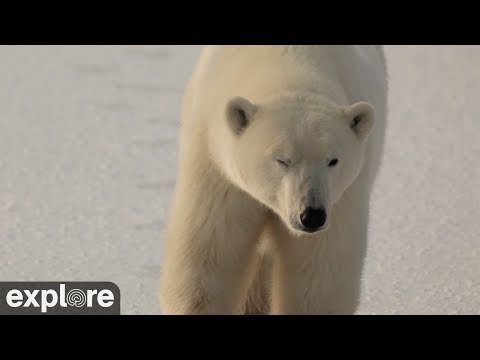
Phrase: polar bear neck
[
  {"left": 195, "top": 46, "right": 351, "bottom": 111},
  {"left": 234, "top": 46, "right": 350, "bottom": 107}
]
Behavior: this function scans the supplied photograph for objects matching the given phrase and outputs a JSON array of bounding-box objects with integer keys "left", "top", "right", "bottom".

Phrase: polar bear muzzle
[{"left": 300, "top": 206, "right": 328, "bottom": 233}]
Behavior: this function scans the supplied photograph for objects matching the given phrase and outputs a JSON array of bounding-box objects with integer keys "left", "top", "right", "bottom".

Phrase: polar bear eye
[
  {"left": 328, "top": 158, "right": 339, "bottom": 167},
  {"left": 276, "top": 159, "right": 290, "bottom": 168}
]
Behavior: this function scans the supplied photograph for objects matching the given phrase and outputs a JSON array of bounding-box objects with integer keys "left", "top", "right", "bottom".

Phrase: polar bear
[{"left": 159, "top": 46, "right": 388, "bottom": 315}]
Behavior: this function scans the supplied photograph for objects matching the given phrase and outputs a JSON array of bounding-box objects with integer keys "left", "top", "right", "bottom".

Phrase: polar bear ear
[
  {"left": 226, "top": 96, "right": 258, "bottom": 135},
  {"left": 344, "top": 101, "right": 375, "bottom": 141}
]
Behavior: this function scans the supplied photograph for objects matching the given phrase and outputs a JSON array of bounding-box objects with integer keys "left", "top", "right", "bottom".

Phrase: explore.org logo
[{"left": 0, "top": 282, "right": 120, "bottom": 315}]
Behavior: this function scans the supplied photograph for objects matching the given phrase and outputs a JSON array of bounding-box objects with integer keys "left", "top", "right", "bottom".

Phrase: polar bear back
[{"left": 190, "top": 46, "right": 386, "bottom": 109}]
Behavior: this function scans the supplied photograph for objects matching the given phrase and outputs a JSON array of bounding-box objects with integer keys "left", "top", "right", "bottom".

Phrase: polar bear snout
[{"left": 299, "top": 206, "right": 327, "bottom": 233}]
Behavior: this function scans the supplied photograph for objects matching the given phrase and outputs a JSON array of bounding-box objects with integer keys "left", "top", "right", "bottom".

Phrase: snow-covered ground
[{"left": 1, "top": 45, "right": 479, "bottom": 315}]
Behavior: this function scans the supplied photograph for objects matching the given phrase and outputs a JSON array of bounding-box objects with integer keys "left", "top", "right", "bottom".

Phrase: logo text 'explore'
[
  {"left": 0, "top": 282, "right": 120, "bottom": 315},
  {"left": 7, "top": 285, "right": 114, "bottom": 313}
]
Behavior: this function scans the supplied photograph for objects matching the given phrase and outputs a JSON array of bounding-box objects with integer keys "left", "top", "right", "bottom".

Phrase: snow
[{"left": 1, "top": 45, "right": 479, "bottom": 314}]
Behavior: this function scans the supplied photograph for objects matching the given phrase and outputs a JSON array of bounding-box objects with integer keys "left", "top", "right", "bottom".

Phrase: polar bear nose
[{"left": 300, "top": 207, "right": 327, "bottom": 231}]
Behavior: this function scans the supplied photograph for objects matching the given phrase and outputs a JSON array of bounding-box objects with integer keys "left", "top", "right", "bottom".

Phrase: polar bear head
[{"left": 222, "top": 93, "right": 375, "bottom": 235}]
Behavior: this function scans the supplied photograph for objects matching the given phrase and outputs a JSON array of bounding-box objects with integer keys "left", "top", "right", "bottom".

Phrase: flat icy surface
[{"left": 1, "top": 45, "right": 479, "bottom": 314}]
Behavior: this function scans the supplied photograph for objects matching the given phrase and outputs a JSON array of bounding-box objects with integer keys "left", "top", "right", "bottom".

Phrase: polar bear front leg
[
  {"left": 159, "top": 175, "right": 266, "bottom": 315},
  {"left": 269, "top": 198, "right": 368, "bottom": 315}
]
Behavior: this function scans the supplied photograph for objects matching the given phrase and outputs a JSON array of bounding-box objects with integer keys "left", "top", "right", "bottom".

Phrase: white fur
[{"left": 159, "top": 46, "right": 388, "bottom": 314}]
